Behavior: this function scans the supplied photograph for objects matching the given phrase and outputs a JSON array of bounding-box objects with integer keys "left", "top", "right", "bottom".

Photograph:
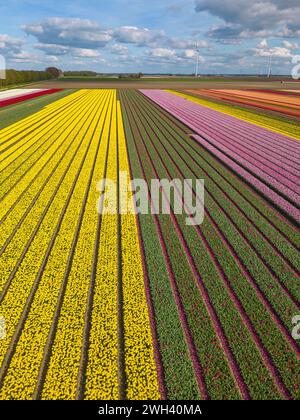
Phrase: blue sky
[{"left": 0, "top": 0, "right": 299, "bottom": 74}]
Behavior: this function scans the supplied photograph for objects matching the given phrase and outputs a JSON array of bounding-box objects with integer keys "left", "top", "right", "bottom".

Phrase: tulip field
[
  {"left": 183, "top": 88, "right": 300, "bottom": 118},
  {"left": 0, "top": 88, "right": 61, "bottom": 108},
  {"left": 0, "top": 87, "right": 299, "bottom": 400},
  {"left": 168, "top": 90, "right": 300, "bottom": 139},
  {"left": 141, "top": 90, "right": 300, "bottom": 224}
]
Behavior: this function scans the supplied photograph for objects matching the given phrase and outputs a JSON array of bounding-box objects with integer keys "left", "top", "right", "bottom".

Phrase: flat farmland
[
  {"left": 28, "top": 77, "right": 300, "bottom": 91},
  {"left": 0, "top": 88, "right": 299, "bottom": 400}
]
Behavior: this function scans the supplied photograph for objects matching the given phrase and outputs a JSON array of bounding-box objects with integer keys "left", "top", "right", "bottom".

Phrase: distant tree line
[
  {"left": 0, "top": 67, "right": 62, "bottom": 88},
  {"left": 118, "top": 73, "right": 143, "bottom": 79},
  {"left": 63, "top": 71, "right": 98, "bottom": 77}
]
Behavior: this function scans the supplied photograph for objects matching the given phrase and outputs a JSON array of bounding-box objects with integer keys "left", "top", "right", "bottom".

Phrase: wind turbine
[
  {"left": 195, "top": 41, "right": 200, "bottom": 77},
  {"left": 267, "top": 52, "right": 273, "bottom": 78}
]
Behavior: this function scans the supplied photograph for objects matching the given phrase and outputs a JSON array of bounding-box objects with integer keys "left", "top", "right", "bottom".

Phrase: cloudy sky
[{"left": 0, "top": 0, "right": 299, "bottom": 74}]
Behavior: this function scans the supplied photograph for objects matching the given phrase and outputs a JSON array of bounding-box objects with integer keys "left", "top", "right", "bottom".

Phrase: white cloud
[
  {"left": 259, "top": 39, "right": 268, "bottom": 48},
  {"left": 255, "top": 46, "right": 293, "bottom": 58},
  {"left": 195, "top": 0, "right": 300, "bottom": 38},
  {"left": 253, "top": 39, "right": 297, "bottom": 58},
  {"left": 147, "top": 48, "right": 177, "bottom": 58},
  {"left": 146, "top": 47, "right": 204, "bottom": 66},
  {"left": 169, "top": 38, "right": 207, "bottom": 49},
  {"left": 110, "top": 44, "right": 129, "bottom": 54},
  {"left": 47, "top": 55, "right": 59, "bottom": 63},
  {"left": 113, "top": 26, "right": 165, "bottom": 46},
  {"left": 72, "top": 48, "right": 101, "bottom": 58},
  {"left": 10, "top": 51, "right": 40, "bottom": 63},
  {"left": 0, "top": 34, "right": 24, "bottom": 57},
  {"left": 23, "top": 18, "right": 113, "bottom": 49},
  {"left": 180, "top": 49, "right": 200, "bottom": 59},
  {"left": 22, "top": 18, "right": 210, "bottom": 68},
  {"left": 283, "top": 40, "right": 299, "bottom": 50},
  {"left": 34, "top": 43, "right": 70, "bottom": 55}
]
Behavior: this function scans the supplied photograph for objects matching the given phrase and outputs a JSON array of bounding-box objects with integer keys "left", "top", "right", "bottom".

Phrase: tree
[
  {"left": 45, "top": 67, "right": 61, "bottom": 78},
  {"left": 0, "top": 69, "right": 53, "bottom": 88}
]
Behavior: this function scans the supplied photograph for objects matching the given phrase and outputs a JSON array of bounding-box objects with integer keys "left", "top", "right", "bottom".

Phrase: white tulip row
[{"left": 0, "top": 88, "right": 46, "bottom": 101}]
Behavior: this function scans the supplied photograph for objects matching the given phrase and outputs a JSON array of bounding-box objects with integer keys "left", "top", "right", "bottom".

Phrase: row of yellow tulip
[
  {"left": 84, "top": 91, "right": 120, "bottom": 399},
  {"left": 117, "top": 101, "right": 160, "bottom": 400}
]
